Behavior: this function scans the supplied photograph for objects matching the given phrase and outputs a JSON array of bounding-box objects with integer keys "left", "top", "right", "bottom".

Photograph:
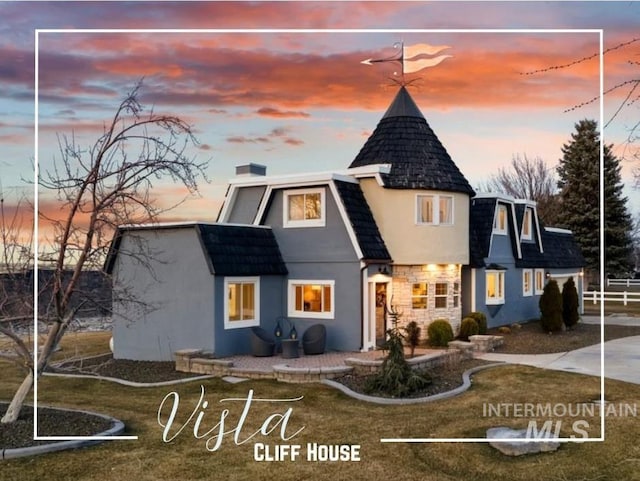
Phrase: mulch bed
[
  {"left": 488, "top": 322, "right": 640, "bottom": 354},
  {"left": 334, "top": 359, "right": 493, "bottom": 399},
  {"left": 0, "top": 404, "right": 113, "bottom": 449},
  {"left": 48, "top": 354, "right": 204, "bottom": 383}
]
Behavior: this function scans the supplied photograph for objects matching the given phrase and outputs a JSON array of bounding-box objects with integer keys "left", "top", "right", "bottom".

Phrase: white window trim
[
  {"left": 288, "top": 279, "right": 335, "bottom": 319},
  {"left": 522, "top": 269, "right": 533, "bottom": 297},
  {"left": 522, "top": 208, "right": 533, "bottom": 241},
  {"left": 411, "top": 282, "right": 429, "bottom": 310},
  {"left": 535, "top": 269, "right": 545, "bottom": 295},
  {"left": 486, "top": 270, "right": 505, "bottom": 305},
  {"left": 434, "top": 282, "right": 449, "bottom": 309},
  {"left": 453, "top": 281, "right": 461, "bottom": 308},
  {"left": 224, "top": 277, "right": 260, "bottom": 329},
  {"left": 494, "top": 204, "right": 508, "bottom": 235},
  {"left": 283, "top": 187, "right": 326, "bottom": 228},
  {"left": 415, "top": 194, "right": 454, "bottom": 226}
]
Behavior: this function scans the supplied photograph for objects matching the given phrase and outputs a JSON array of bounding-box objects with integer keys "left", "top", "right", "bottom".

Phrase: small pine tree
[
  {"left": 562, "top": 277, "right": 580, "bottom": 328},
  {"left": 539, "top": 279, "right": 563, "bottom": 332},
  {"left": 365, "top": 309, "right": 430, "bottom": 397}
]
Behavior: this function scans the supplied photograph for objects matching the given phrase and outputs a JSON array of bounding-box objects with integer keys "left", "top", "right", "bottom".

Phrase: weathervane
[{"left": 361, "top": 42, "right": 452, "bottom": 84}]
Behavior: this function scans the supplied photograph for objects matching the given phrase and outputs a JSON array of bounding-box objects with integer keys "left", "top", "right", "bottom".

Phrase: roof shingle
[{"left": 349, "top": 87, "right": 474, "bottom": 195}]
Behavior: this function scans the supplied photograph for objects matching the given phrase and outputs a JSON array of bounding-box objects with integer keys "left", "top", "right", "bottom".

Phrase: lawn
[{"left": 1, "top": 333, "right": 640, "bottom": 481}]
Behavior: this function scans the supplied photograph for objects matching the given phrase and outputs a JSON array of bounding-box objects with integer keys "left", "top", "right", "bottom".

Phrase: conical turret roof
[{"left": 349, "top": 87, "right": 474, "bottom": 195}]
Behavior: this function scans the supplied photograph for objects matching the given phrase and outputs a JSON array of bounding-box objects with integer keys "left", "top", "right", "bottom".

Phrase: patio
[{"left": 174, "top": 346, "right": 463, "bottom": 383}]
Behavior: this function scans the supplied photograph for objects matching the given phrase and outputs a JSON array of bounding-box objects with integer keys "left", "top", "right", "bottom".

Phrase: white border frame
[
  {"left": 415, "top": 193, "right": 454, "bottom": 226},
  {"left": 522, "top": 269, "right": 533, "bottom": 297},
  {"left": 287, "top": 279, "right": 335, "bottom": 319},
  {"left": 535, "top": 268, "right": 545, "bottom": 295},
  {"left": 282, "top": 187, "right": 326, "bottom": 228},
  {"left": 485, "top": 270, "right": 506, "bottom": 305},
  {"left": 223, "top": 277, "right": 261, "bottom": 329},
  {"left": 493, "top": 204, "right": 508, "bottom": 235},
  {"left": 521, "top": 207, "right": 533, "bottom": 240},
  {"left": 33, "top": 27, "right": 605, "bottom": 445}
]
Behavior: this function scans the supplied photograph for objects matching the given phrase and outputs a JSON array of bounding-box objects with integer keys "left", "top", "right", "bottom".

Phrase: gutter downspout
[{"left": 360, "top": 263, "right": 368, "bottom": 351}]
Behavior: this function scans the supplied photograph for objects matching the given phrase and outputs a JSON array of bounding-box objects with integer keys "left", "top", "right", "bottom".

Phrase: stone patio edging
[
  {"left": 320, "top": 363, "right": 505, "bottom": 405},
  {"left": 1, "top": 405, "right": 125, "bottom": 460},
  {"left": 43, "top": 371, "right": 216, "bottom": 388}
]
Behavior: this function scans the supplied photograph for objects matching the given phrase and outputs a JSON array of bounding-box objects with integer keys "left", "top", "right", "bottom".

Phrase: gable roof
[
  {"left": 105, "top": 223, "right": 288, "bottom": 276},
  {"left": 469, "top": 196, "right": 585, "bottom": 269},
  {"left": 348, "top": 86, "right": 474, "bottom": 195},
  {"left": 469, "top": 197, "right": 496, "bottom": 267},
  {"left": 332, "top": 180, "right": 392, "bottom": 261},
  {"left": 517, "top": 228, "right": 586, "bottom": 269}
]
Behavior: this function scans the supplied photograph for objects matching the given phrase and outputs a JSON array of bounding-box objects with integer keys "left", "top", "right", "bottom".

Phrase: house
[
  {"left": 107, "top": 86, "right": 585, "bottom": 361},
  {"left": 462, "top": 194, "right": 585, "bottom": 328}
]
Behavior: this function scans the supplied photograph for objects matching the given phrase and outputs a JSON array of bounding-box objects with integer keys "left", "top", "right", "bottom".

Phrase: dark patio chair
[
  {"left": 250, "top": 327, "right": 275, "bottom": 357},
  {"left": 302, "top": 324, "right": 326, "bottom": 355}
]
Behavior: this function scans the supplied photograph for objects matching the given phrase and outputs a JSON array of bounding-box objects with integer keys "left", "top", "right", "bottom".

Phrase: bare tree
[
  {"left": 479, "top": 153, "right": 561, "bottom": 225},
  {"left": 524, "top": 37, "right": 640, "bottom": 183},
  {"left": 1, "top": 81, "right": 208, "bottom": 423},
  {"left": 0, "top": 193, "right": 36, "bottom": 382}
]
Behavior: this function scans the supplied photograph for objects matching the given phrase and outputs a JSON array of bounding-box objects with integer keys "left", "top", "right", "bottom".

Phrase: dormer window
[
  {"left": 522, "top": 208, "right": 533, "bottom": 240},
  {"left": 494, "top": 204, "right": 507, "bottom": 235},
  {"left": 416, "top": 194, "right": 453, "bottom": 226},
  {"left": 283, "top": 188, "right": 325, "bottom": 228}
]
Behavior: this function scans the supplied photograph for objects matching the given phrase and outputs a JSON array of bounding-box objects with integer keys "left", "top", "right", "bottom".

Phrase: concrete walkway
[{"left": 477, "top": 315, "right": 640, "bottom": 385}]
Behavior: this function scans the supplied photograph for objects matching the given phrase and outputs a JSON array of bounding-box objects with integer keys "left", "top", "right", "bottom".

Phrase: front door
[{"left": 375, "top": 283, "right": 387, "bottom": 347}]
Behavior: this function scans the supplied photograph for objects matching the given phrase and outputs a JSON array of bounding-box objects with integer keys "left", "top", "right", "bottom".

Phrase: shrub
[
  {"left": 562, "top": 277, "right": 580, "bottom": 329},
  {"left": 498, "top": 326, "right": 511, "bottom": 334},
  {"left": 539, "top": 279, "right": 563, "bottom": 332},
  {"left": 364, "top": 325, "right": 430, "bottom": 397},
  {"left": 427, "top": 319, "right": 454, "bottom": 347},
  {"left": 467, "top": 311, "right": 488, "bottom": 334},
  {"left": 403, "top": 321, "right": 421, "bottom": 357},
  {"left": 458, "top": 317, "right": 479, "bottom": 341}
]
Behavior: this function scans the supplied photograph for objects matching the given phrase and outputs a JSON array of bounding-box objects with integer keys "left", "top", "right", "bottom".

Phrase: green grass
[{"left": 1, "top": 333, "right": 640, "bottom": 481}]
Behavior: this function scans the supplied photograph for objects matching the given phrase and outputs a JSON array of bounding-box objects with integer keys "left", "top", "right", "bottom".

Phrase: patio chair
[
  {"left": 302, "top": 324, "right": 326, "bottom": 355},
  {"left": 250, "top": 327, "right": 275, "bottom": 357}
]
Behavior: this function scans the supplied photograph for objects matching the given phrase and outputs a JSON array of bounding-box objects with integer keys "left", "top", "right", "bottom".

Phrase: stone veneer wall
[{"left": 391, "top": 265, "right": 462, "bottom": 338}]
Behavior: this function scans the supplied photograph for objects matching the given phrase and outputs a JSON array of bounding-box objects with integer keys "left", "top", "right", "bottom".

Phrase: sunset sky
[{"left": 0, "top": 1, "right": 638, "bottom": 241}]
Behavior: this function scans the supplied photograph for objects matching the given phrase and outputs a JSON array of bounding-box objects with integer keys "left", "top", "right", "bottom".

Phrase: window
[
  {"left": 523, "top": 269, "right": 533, "bottom": 297},
  {"left": 416, "top": 194, "right": 453, "bottom": 226},
  {"left": 494, "top": 204, "right": 508, "bottom": 234},
  {"left": 224, "top": 277, "right": 260, "bottom": 329},
  {"left": 535, "top": 269, "right": 545, "bottom": 295},
  {"left": 288, "top": 280, "right": 334, "bottom": 319},
  {"left": 452, "top": 282, "right": 460, "bottom": 308},
  {"left": 486, "top": 270, "right": 505, "bottom": 304},
  {"left": 412, "top": 283, "right": 428, "bottom": 309},
  {"left": 522, "top": 208, "right": 533, "bottom": 240},
  {"left": 283, "top": 188, "right": 325, "bottom": 228},
  {"left": 435, "top": 282, "right": 448, "bottom": 309}
]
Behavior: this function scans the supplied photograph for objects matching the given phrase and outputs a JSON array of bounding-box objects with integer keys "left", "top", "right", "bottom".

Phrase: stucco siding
[
  {"left": 264, "top": 186, "right": 359, "bottom": 262},
  {"left": 285, "top": 262, "right": 362, "bottom": 352},
  {"left": 112, "top": 228, "right": 215, "bottom": 361},
  {"left": 359, "top": 178, "right": 469, "bottom": 264},
  {"left": 225, "top": 185, "right": 267, "bottom": 224},
  {"left": 212, "top": 275, "right": 285, "bottom": 357}
]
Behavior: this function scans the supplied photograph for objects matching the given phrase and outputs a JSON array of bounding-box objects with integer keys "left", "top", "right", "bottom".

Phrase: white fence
[
  {"left": 607, "top": 278, "right": 640, "bottom": 287},
  {"left": 583, "top": 290, "right": 640, "bottom": 306}
]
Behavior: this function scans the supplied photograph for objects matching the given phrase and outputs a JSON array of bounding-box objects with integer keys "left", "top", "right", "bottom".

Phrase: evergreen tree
[
  {"left": 557, "top": 119, "right": 633, "bottom": 278},
  {"left": 539, "top": 279, "right": 563, "bottom": 332},
  {"left": 562, "top": 277, "right": 579, "bottom": 329}
]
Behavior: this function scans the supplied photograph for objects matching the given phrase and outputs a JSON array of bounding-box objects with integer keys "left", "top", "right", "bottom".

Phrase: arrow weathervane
[{"left": 361, "top": 42, "right": 452, "bottom": 82}]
